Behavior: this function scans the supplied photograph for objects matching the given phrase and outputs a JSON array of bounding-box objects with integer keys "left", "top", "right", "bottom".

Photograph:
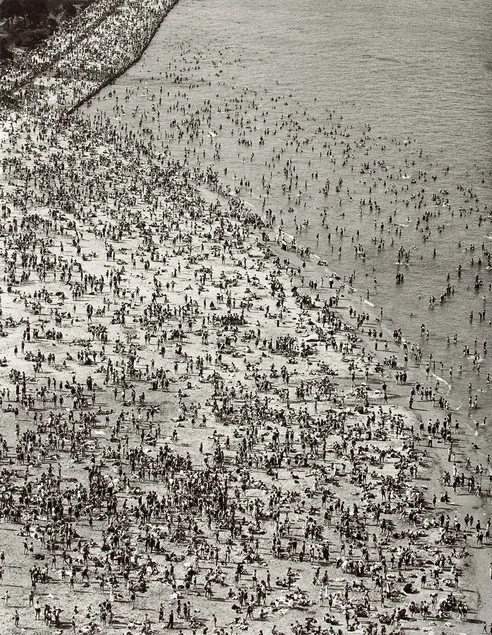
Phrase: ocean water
[{"left": 86, "top": 0, "right": 492, "bottom": 441}]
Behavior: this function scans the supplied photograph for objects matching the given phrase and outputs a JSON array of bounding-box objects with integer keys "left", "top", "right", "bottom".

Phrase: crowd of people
[
  {"left": 0, "top": 0, "right": 179, "bottom": 113},
  {"left": 0, "top": 1, "right": 490, "bottom": 634}
]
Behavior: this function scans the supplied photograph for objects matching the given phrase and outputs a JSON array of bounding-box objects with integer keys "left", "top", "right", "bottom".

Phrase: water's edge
[{"left": 66, "top": 0, "right": 180, "bottom": 114}]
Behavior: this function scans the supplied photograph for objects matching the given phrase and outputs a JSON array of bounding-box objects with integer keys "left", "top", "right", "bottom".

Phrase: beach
[{"left": 0, "top": 0, "right": 490, "bottom": 634}]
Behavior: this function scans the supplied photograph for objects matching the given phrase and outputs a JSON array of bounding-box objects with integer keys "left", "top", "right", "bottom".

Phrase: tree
[
  {"left": 63, "top": 0, "right": 76, "bottom": 18},
  {"left": 0, "top": 37, "right": 14, "bottom": 60},
  {"left": 0, "top": 0, "right": 23, "bottom": 30},
  {"left": 21, "top": 0, "right": 48, "bottom": 27}
]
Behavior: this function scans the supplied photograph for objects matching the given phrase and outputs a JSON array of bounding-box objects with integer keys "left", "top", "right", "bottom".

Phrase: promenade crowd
[{"left": 0, "top": 0, "right": 179, "bottom": 112}]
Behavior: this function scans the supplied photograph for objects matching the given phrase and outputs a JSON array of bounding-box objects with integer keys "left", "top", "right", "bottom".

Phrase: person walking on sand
[
  {"left": 166, "top": 610, "right": 174, "bottom": 629},
  {"left": 12, "top": 610, "right": 19, "bottom": 627}
]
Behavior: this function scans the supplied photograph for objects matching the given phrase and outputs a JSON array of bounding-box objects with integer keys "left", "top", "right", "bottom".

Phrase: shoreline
[
  {"left": 0, "top": 1, "right": 490, "bottom": 634},
  {"left": 65, "top": 0, "right": 180, "bottom": 114},
  {"left": 210, "top": 183, "right": 492, "bottom": 623}
]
